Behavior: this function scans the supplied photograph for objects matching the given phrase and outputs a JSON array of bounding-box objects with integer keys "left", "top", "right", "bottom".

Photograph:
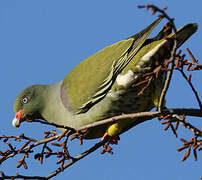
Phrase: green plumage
[
  {"left": 62, "top": 18, "right": 162, "bottom": 113},
  {"left": 13, "top": 18, "right": 197, "bottom": 139},
  {"left": 62, "top": 39, "right": 133, "bottom": 112}
]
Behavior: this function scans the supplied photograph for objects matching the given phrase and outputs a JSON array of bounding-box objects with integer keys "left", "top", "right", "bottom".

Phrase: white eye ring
[{"left": 21, "top": 96, "right": 28, "bottom": 104}]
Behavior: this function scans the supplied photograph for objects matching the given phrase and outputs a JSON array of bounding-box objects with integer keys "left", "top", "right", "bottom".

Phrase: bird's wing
[{"left": 61, "top": 17, "right": 163, "bottom": 114}]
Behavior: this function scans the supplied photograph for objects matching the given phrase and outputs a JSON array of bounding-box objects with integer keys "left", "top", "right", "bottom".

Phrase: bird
[{"left": 12, "top": 17, "right": 197, "bottom": 140}]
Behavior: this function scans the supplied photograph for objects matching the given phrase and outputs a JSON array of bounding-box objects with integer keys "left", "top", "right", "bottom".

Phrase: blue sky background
[{"left": 0, "top": 1, "right": 201, "bottom": 179}]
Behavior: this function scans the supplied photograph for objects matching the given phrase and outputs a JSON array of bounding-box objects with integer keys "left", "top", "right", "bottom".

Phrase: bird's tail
[{"left": 168, "top": 23, "right": 198, "bottom": 48}]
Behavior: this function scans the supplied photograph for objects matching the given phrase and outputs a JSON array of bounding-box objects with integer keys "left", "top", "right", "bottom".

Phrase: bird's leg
[
  {"left": 102, "top": 132, "right": 120, "bottom": 145},
  {"left": 101, "top": 132, "right": 109, "bottom": 141}
]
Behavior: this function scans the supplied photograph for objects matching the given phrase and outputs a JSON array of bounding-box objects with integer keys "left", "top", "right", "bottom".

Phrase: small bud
[
  {"left": 108, "top": 151, "right": 113, "bottom": 155},
  {"left": 100, "top": 149, "right": 106, "bottom": 154}
]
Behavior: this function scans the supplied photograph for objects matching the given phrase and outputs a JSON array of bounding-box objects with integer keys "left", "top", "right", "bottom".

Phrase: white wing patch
[
  {"left": 141, "top": 40, "right": 166, "bottom": 62},
  {"left": 116, "top": 70, "right": 137, "bottom": 88}
]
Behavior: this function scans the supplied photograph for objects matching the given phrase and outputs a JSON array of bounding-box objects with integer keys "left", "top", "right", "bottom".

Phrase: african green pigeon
[{"left": 13, "top": 17, "right": 197, "bottom": 139}]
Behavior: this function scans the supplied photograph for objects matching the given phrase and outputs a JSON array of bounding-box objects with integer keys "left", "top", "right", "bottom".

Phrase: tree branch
[
  {"left": 1, "top": 108, "right": 201, "bottom": 166},
  {"left": 45, "top": 139, "right": 107, "bottom": 179},
  {"left": 178, "top": 65, "right": 202, "bottom": 109}
]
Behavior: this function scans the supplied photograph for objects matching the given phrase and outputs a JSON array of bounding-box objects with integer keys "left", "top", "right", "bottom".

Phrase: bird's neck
[{"left": 40, "top": 82, "right": 75, "bottom": 128}]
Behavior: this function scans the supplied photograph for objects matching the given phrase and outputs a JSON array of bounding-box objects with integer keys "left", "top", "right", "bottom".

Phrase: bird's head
[{"left": 13, "top": 85, "right": 45, "bottom": 128}]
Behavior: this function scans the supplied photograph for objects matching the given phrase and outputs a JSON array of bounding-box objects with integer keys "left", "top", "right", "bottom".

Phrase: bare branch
[
  {"left": 78, "top": 108, "right": 202, "bottom": 134},
  {"left": 0, "top": 173, "right": 46, "bottom": 180},
  {"left": 0, "top": 135, "right": 59, "bottom": 164},
  {"left": 45, "top": 139, "right": 107, "bottom": 179},
  {"left": 177, "top": 54, "right": 202, "bottom": 109},
  {"left": 138, "top": 4, "right": 178, "bottom": 112}
]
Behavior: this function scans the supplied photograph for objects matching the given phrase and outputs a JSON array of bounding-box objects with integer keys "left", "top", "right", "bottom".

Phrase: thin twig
[
  {"left": 0, "top": 174, "right": 46, "bottom": 180},
  {"left": 45, "top": 139, "right": 107, "bottom": 179},
  {"left": 0, "top": 134, "right": 38, "bottom": 143},
  {"left": 0, "top": 135, "right": 59, "bottom": 164},
  {"left": 178, "top": 68, "right": 202, "bottom": 110},
  {"left": 171, "top": 114, "right": 201, "bottom": 137},
  {"left": 137, "top": 5, "right": 178, "bottom": 112}
]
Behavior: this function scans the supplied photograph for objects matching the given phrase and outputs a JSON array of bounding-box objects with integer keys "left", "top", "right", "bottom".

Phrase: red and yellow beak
[{"left": 12, "top": 110, "right": 23, "bottom": 128}]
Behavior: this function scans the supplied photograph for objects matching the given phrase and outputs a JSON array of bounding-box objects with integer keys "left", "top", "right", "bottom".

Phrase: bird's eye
[{"left": 21, "top": 96, "right": 28, "bottom": 104}]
